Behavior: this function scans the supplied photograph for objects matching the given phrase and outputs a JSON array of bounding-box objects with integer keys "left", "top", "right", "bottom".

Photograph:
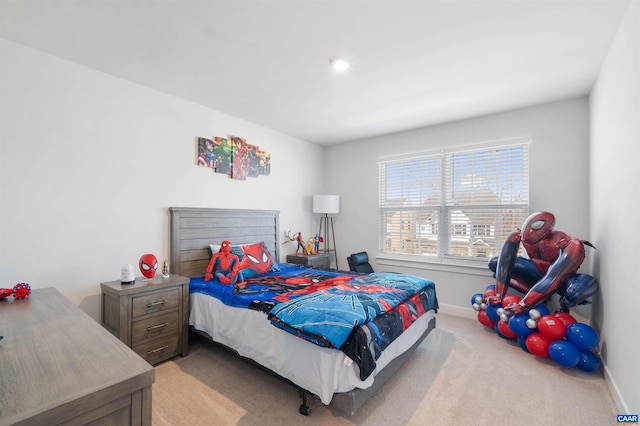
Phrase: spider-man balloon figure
[{"left": 486, "top": 211, "right": 599, "bottom": 319}]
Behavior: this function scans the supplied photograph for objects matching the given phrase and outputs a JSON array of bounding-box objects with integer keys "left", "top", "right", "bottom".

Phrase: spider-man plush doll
[{"left": 205, "top": 240, "right": 240, "bottom": 285}]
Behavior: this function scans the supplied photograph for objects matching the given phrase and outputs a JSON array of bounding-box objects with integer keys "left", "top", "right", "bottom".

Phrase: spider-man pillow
[
  {"left": 238, "top": 242, "right": 280, "bottom": 278},
  {"left": 209, "top": 241, "right": 280, "bottom": 280}
]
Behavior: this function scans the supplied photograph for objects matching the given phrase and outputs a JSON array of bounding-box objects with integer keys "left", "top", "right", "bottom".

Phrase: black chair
[{"left": 347, "top": 251, "right": 374, "bottom": 274}]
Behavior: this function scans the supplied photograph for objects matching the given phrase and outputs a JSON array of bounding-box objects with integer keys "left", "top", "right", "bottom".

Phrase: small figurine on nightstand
[
  {"left": 161, "top": 259, "right": 170, "bottom": 278},
  {"left": 306, "top": 237, "right": 317, "bottom": 255},
  {"left": 296, "top": 232, "right": 306, "bottom": 255}
]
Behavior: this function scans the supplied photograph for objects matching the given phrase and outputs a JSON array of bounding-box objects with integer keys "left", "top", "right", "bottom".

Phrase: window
[{"left": 378, "top": 139, "right": 529, "bottom": 265}]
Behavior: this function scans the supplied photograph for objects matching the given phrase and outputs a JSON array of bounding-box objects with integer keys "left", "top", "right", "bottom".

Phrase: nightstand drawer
[
  {"left": 132, "top": 288, "right": 180, "bottom": 318},
  {"left": 132, "top": 310, "right": 181, "bottom": 344},
  {"left": 133, "top": 337, "right": 180, "bottom": 364}
]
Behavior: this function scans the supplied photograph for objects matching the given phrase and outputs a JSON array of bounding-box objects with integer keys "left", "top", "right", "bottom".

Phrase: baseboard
[
  {"left": 438, "top": 303, "right": 477, "bottom": 320},
  {"left": 602, "top": 361, "right": 629, "bottom": 414}
]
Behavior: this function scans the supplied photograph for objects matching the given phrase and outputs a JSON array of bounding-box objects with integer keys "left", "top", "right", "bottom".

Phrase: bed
[{"left": 169, "top": 207, "right": 438, "bottom": 415}]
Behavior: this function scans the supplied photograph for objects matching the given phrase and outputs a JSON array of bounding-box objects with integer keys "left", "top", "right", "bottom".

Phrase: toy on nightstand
[
  {"left": 306, "top": 236, "right": 317, "bottom": 255},
  {"left": 296, "top": 232, "right": 306, "bottom": 255},
  {"left": 139, "top": 254, "right": 158, "bottom": 279},
  {"left": 161, "top": 259, "right": 170, "bottom": 278}
]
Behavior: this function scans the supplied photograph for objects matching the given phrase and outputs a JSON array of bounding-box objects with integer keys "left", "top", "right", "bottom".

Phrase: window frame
[{"left": 377, "top": 138, "right": 530, "bottom": 270}]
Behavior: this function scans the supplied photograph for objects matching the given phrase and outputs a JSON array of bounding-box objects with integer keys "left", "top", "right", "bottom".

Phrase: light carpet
[{"left": 152, "top": 313, "right": 618, "bottom": 425}]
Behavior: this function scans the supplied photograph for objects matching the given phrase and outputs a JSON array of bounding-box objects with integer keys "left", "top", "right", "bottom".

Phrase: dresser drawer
[
  {"left": 132, "top": 310, "right": 181, "bottom": 344},
  {"left": 132, "top": 288, "right": 180, "bottom": 318},
  {"left": 133, "top": 336, "right": 180, "bottom": 365}
]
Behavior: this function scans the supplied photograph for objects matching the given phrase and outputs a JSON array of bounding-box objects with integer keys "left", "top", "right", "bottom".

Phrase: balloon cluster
[{"left": 471, "top": 285, "right": 600, "bottom": 372}]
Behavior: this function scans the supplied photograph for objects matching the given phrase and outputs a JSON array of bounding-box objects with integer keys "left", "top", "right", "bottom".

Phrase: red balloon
[
  {"left": 554, "top": 312, "right": 577, "bottom": 327},
  {"left": 526, "top": 333, "right": 551, "bottom": 357},
  {"left": 477, "top": 310, "right": 495, "bottom": 328},
  {"left": 483, "top": 288, "right": 496, "bottom": 299},
  {"left": 501, "top": 294, "right": 522, "bottom": 308},
  {"left": 498, "top": 320, "right": 518, "bottom": 339},
  {"left": 537, "top": 315, "right": 567, "bottom": 340}
]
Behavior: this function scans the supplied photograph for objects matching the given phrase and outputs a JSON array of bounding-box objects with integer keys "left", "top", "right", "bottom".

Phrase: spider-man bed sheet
[{"left": 190, "top": 263, "right": 438, "bottom": 380}]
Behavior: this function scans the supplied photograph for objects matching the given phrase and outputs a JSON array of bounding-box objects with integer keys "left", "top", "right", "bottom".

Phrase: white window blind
[{"left": 379, "top": 139, "right": 530, "bottom": 264}]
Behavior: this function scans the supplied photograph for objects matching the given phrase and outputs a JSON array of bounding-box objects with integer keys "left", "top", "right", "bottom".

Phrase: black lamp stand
[{"left": 318, "top": 213, "right": 338, "bottom": 269}]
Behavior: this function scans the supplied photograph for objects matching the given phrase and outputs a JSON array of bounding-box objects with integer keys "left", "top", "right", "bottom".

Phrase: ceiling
[{"left": 0, "top": 0, "right": 631, "bottom": 145}]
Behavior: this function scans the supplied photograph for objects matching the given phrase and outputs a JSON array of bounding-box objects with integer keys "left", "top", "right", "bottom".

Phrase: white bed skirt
[{"left": 189, "top": 291, "right": 436, "bottom": 405}]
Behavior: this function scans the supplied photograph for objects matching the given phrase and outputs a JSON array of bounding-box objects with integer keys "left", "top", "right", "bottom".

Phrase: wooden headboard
[{"left": 169, "top": 207, "right": 280, "bottom": 278}]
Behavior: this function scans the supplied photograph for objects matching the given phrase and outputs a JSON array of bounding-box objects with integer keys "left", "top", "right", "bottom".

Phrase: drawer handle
[
  {"left": 146, "top": 300, "right": 166, "bottom": 308},
  {"left": 147, "top": 322, "right": 169, "bottom": 331},
  {"left": 147, "top": 345, "right": 169, "bottom": 355}
]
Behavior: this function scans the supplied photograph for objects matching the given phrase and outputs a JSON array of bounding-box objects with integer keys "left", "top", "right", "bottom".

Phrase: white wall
[
  {"left": 590, "top": 1, "right": 639, "bottom": 414},
  {"left": 0, "top": 39, "right": 324, "bottom": 321},
  {"left": 325, "top": 98, "right": 591, "bottom": 315}
]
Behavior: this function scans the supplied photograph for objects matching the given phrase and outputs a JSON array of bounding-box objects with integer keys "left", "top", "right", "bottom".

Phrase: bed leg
[{"left": 297, "top": 387, "right": 311, "bottom": 416}]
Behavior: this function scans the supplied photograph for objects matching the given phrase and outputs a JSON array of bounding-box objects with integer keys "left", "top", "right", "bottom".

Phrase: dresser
[
  {"left": 100, "top": 274, "right": 189, "bottom": 365},
  {"left": 0, "top": 288, "right": 154, "bottom": 426},
  {"left": 286, "top": 252, "right": 332, "bottom": 269}
]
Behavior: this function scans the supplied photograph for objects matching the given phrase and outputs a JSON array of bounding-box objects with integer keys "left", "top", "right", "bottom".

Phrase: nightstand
[
  {"left": 101, "top": 274, "right": 189, "bottom": 365},
  {"left": 286, "top": 252, "right": 332, "bottom": 269}
]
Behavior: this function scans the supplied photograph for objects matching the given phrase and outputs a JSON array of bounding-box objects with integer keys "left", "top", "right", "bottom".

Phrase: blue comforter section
[
  {"left": 268, "top": 272, "right": 435, "bottom": 349},
  {"left": 189, "top": 263, "right": 352, "bottom": 308}
]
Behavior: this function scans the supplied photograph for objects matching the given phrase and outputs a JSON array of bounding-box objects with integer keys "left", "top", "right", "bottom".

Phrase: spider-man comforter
[{"left": 189, "top": 264, "right": 438, "bottom": 380}]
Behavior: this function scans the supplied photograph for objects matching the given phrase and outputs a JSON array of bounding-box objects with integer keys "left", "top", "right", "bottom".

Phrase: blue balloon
[
  {"left": 508, "top": 313, "right": 534, "bottom": 337},
  {"left": 485, "top": 304, "right": 500, "bottom": 322},
  {"left": 548, "top": 340, "right": 581, "bottom": 367},
  {"left": 577, "top": 350, "right": 601, "bottom": 372},
  {"left": 471, "top": 293, "right": 483, "bottom": 306},
  {"left": 517, "top": 335, "right": 530, "bottom": 353},
  {"left": 566, "top": 323, "right": 599, "bottom": 350},
  {"left": 558, "top": 274, "right": 599, "bottom": 310},
  {"left": 533, "top": 304, "right": 550, "bottom": 316},
  {"left": 485, "top": 284, "right": 496, "bottom": 291}
]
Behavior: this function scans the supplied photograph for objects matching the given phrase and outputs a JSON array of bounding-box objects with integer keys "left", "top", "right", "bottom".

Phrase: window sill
[{"left": 375, "top": 253, "right": 495, "bottom": 277}]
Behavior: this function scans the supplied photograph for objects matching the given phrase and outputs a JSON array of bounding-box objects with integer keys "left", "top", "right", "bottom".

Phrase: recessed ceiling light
[{"left": 330, "top": 58, "right": 350, "bottom": 72}]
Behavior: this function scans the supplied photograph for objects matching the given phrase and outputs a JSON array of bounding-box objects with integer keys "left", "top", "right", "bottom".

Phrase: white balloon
[
  {"left": 529, "top": 309, "right": 541, "bottom": 320},
  {"left": 526, "top": 318, "right": 538, "bottom": 329},
  {"left": 473, "top": 303, "right": 480, "bottom": 311}
]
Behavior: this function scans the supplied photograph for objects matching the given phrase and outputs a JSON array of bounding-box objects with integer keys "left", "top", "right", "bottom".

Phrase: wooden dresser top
[{"left": 0, "top": 287, "right": 154, "bottom": 425}]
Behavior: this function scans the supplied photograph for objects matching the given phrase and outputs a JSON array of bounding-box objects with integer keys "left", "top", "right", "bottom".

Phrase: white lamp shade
[{"left": 313, "top": 195, "right": 340, "bottom": 214}]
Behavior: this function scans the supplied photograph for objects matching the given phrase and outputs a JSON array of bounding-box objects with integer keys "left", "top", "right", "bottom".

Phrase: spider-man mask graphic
[{"left": 239, "top": 243, "right": 273, "bottom": 274}]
